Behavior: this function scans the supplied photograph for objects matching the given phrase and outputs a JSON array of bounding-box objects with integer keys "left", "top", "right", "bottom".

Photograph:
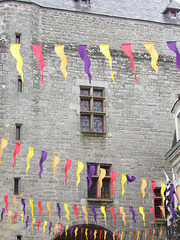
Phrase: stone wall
[{"left": 0, "top": 1, "right": 179, "bottom": 239}]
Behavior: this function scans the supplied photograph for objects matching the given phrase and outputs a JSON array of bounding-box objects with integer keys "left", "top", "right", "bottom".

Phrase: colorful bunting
[
  {"left": 57, "top": 203, "right": 61, "bottom": 220},
  {"left": 117, "top": 231, "right": 120, "bottom": 240},
  {"left": 85, "top": 228, "right": 88, "bottom": 240},
  {"left": 141, "top": 178, "right": 147, "bottom": 202},
  {"left": 90, "top": 230, "right": 93, "bottom": 240},
  {"left": 39, "top": 151, "right": 48, "bottom": 178},
  {"left": 65, "top": 226, "right": 68, "bottom": 237},
  {"left": 129, "top": 207, "right": 136, "bottom": 223},
  {"left": 145, "top": 230, "right": 147, "bottom": 240},
  {"left": 126, "top": 175, "right": 136, "bottom": 184},
  {"left": 4, "top": 196, "right": 8, "bottom": 212},
  {"left": 101, "top": 206, "right": 107, "bottom": 226},
  {"left": 13, "top": 197, "right": 17, "bottom": 212},
  {"left": 76, "top": 162, "right": 84, "bottom": 188},
  {"left": 160, "top": 228, "right": 162, "bottom": 239},
  {"left": 99, "top": 44, "right": 114, "bottom": 82},
  {"left": 128, "top": 232, "right": 131, "bottom": 240},
  {"left": 26, "top": 147, "right": 34, "bottom": 174},
  {"left": 26, "top": 216, "right": 29, "bottom": 228},
  {"left": 64, "top": 158, "right": 72, "bottom": 186},
  {"left": 74, "top": 204, "right": 79, "bottom": 222},
  {"left": 13, "top": 212, "right": 18, "bottom": 224},
  {"left": 77, "top": 45, "right": 92, "bottom": 84},
  {"left": 10, "top": 44, "right": 24, "bottom": 81},
  {"left": 75, "top": 227, "right": 78, "bottom": 238},
  {"left": 31, "top": 218, "right": 35, "bottom": 231},
  {"left": 139, "top": 207, "right": 145, "bottom": 226},
  {"left": 140, "top": 230, "right": 143, "bottom": 240},
  {"left": 12, "top": 142, "right": 21, "bottom": 170},
  {"left": 33, "top": 45, "right": 45, "bottom": 84},
  {"left": 104, "top": 231, "right": 107, "bottom": 240},
  {"left": 137, "top": 231, "right": 140, "bottom": 240},
  {"left": 177, "top": 185, "right": 180, "bottom": 202},
  {"left": 152, "top": 229, "right": 155, "bottom": 240},
  {"left": 91, "top": 206, "right": 97, "bottom": 224},
  {"left": 38, "top": 201, "right": 43, "bottom": 218},
  {"left": 149, "top": 207, "right": 156, "bottom": 224},
  {"left": 119, "top": 207, "right": 126, "bottom": 226},
  {"left": 82, "top": 205, "right": 88, "bottom": 224},
  {"left": 110, "top": 206, "right": 116, "bottom": 226},
  {"left": 161, "top": 182, "right": 166, "bottom": 204},
  {"left": 43, "top": 220, "right": 47, "bottom": 235},
  {"left": 55, "top": 44, "right": 68, "bottom": 81},
  {"left": 21, "top": 198, "right": 26, "bottom": 215},
  {"left": 0, "top": 137, "right": 7, "bottom": 164},
  {"left": 60, "top": 224, "right": 63, "bottom": 237},
  {"left": 151, "top": 180, "right": 156, "bottom": 200},
  {"left": 99, "top": 230, "right": 102, "bottom": 240},
  {"left": 149, "top": 230, "right": 151, "bottom": 240},
  {"left": 159, "top": 206, "right": 166, "bottom": 220},
  {"left": 7, "top": 210, "right": 12, "bottom": 224},
  {"left": 49, "top": 222, "right": 52, "bottom": 235},
  {"left": 54, "top": 223, "right": 58, "bottom": 236},
  {"left": 111, "top": 171, "right": 117, "bottom": 195},
  {"left": 1, "top": 208, "right": 5, "bottom": 222},
  {"left": 99, "top": 168, "right": 106, "bottom": 189},
  {"left": 167, "top": 41, "right": 180, "bottom": 70},
  {"left": 120, "top": 231, "right": 123, "bottom": 240},
  {"left": 29, "top": 199, "right": 34, "bottom": 218},
  {"left": 121, "top": 173, "right": 127, "bottom": 196},
  {"left": 122, "top": 44, "right": 137, "bottom": 82},
  {"left": 47, "top": 202, "right": 51, "bottom": 218},
  {"left": 88, "top": 165, "right": 95, "bottom": 189},
  {"left": 52, "top": 155, "right": 59, "bottom": 180},
  {"left": 81, "top": 228, "right": 84, "bottom": 239},
  {"left": 132, "top": 231, "right": 136, "bottom": 240},
  {"left": 64, "top": 203, "right": 70, "bottom": 221},
  {"left": 20, "top": 214, "right": 23, "bottom": 224},
  {"left": 144, "top": 42, "right": 158, "bottom": 77}
]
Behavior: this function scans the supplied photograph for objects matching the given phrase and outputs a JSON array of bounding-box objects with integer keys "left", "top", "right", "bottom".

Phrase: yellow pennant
[
  {"left": 159, "top": 206, "right": 166, "bottom": 220},
  {"left": 20, "top": 214, "right": 23, "bottom": 224},
  {"left": 137, "top": 231, "right": 140, "bottom": 240},
  {"left": 85, "top": 229, "right": 88, "bottom": 240},
  {"left": 99, "top": 168, "right": 106, "bottom": 189},
  {"left": 0, "top": 137, "right": 8, "bottom": 164},
  {"left": 104, "top": 230, "right": 107, "bottom": 240},
  {"left": 54, "top": 223, "right": 58, "bottom": 236},
  {"left": 29, "top": 199, "right": 34, "bottom": 218},
  {"left": 141, "top": 178, "right": 147, "bottom": 201},
  {"left": 31, "top": 217, "right": 36, "bottom": 231},
  {"left": 94, "top": 230, "right": 97, "bottom": 240},
  {"left": 113, "top": 231, "right": 115, "bottom": 240},
  {"left": 161, "top": 182, "right": 166, "bottom": 204},
  {"left": 120, "top": 231, "right": 124, "bottom": 240},
  {"left": 119, "top": 207, "right": 126, "bottom": 226},
  {"left": 55, "top": 44, "right": 68, "bottom": 81},
  {"left": 139, "top": 207, "right": 145, "bottom": 226},
  {"left": 76, "top": 162, "right": 84, "bottom": 188},
  {"left": 52, "top": 155, "right": 59, "bottom": 180},
  {"left": 47, "top": 202, "right": 51, "bottom": 218},
  {"left": 82, "top": 205, "right": 88, "bottom": 224},
  {"left": 179, "top": 205, "right": 180, "bottom": 211},
  {"left": 178, "top": 185, "right": 180, "bottom": 202},
  {"left": 144, "top": 42, "right": 158, "bottom": 78},
  {"left": 101, "top": 206, "right": 107, "bottom": 226},
  {"left": 10, "top": 44, "right": 24, "bottom": 81},
  {"left": 160, "top": 228, "right": 162, "bottom": 239},
  {"left": 128, "top": 232, "right": 131, "bottom": 240},
  {"left": 152, "top": 229, "right": 155, "bottom": 240},
  {"left": 26, "top": 147, "right": 34, "bottom": 174},
  {"left": 13, "top": 197, "right": 17, "bottom": 212},
  {"left": 75, "top": 227, "right": 78, "bottom": 238},
  {"left": 7, "top": 210, "right": 12, "bottom": 224},
  {"left": 99, "top": 44, "right": 114, "bottom": 82},
  {"left": 121, "top": 173, "right": 127, "bottom": 196},
  {"left": 65, "top": 226, "right": 68, "bottom": 237},
  {"left": 43, "top": 221, "right": 47, "bottom": 235},
  {"left": 145, "top": 230, "right": 147, "bottom": 240},
  {"left": 64, "top": 203, "right": 70, "bottom": 221}
]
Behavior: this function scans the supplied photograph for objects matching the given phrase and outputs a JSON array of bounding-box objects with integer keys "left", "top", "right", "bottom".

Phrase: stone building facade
[{"left": 0, "top": 0, "right": 180, "bottom": 239}]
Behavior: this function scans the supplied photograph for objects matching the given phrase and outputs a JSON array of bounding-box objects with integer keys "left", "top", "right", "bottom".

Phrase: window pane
[
  {"left": 88, "top": 180, "right": 97, "bottom": 198},
  {"left": 16, "top": 34, "right": 21, "bottom": 44},
  {"left": 81, "top": 115, "right": 90, "bottom": 131},
  {"left": 94, "top": 116, "right": 103, "bottom": 132},
  {"left": 80, "top": 89, "right": 89, "bottom": 96},
  {"left": 87, "top": 164, "right": 97, "bottom": 176},
  {"left": 94, "top": 101, "right": 103, "bottom": 112},
  {"left": 93, "top": 89, "right": 102, "bottom": 97},
  {"left": 14, "top": 178, "right": 19, "bottom": 195},
  {"left": 81, "top": 100, "right": 90, "bottom": 111},
  {"left": 18, "top": 79, "right": 22, "bottom": 92},
  {"left": 154, "top": 199, "right": 162, "bottom": 218},
  {"left": 101, "top": 181, "right": 110, "bottom": 199},
  {"left": 101, "top": 166, "right": 110, "bottom": 176},
  {"left": 16, "top": 126, "right": 20, "bottom": 140}
]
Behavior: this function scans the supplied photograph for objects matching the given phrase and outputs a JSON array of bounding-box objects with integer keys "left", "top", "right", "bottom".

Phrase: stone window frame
[
  {"left": 15, "top": 33, "right": 21, "bottom": 44},
  {"left": 17, "top": 76, "right": 22, "bottom": 92},
  {"left": 14, "top": 177, "right": 20, "bottom": 195},
  {"left": 80, "top": 86, "right": 105, "bottom": 134},
  {"left": 87, "top": 163, "right": 112, "bottom": 202}
]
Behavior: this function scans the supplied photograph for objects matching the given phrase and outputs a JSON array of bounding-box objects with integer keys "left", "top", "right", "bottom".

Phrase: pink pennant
[
  {"left": 81, "top": 228, "right": 83, "bottom": 240},
  {"left": 33, "top": 45, "right": 45, "bottom": 84},
  {"left": 64, "top": 158, "right": 72, "bottom": 186},
  {"left": 12, "top": 142, "right": 21, "bottom": 170},
  {"left": 149, "top": 206, "right": 156, "bottom": 224},
  {"left": 149, "top": 230, "right": 151, "bottom": 240},
  {"left": 117, "top": 231, "right": 120, "bottom": 240},
  {"left": 37, "top": 219, "right": 41, "bottom": 231},
  {"left": 60, "top": 224, "right": 63, "bottom": 237},
  {"left": 110, "top": 171, "right": 117, "bottom": 196},
  {"left": 99, "top": 230, "right": 102, "bottom": 239},
  {"left": 122, "top": 44, "right": 137, "bottom": 82},
  {"left": 132, "top": 231, "right": 136, "bottom": 240},
  {"left": 110, "top": 207, "right": 116, "bottom": 226},
  {"left": 38, "top": 201, "right": 43, "bottom": 218},
  {"left": 4, "top": 196, "right": 8, "bottom": 212},
  {"left": 13, "top": 212, "right": 18, "bottom": 224},
  {"left": 73, "top": 204, "right": 79, "bottom": 222},
  {"left": 151, "top": 180, "right": 156, "bottom": 200}
]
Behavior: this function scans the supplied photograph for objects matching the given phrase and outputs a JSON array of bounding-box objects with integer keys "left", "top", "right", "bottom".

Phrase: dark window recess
[
  {"left": 18, "top": 78, "right": 22, "bottom": 92},
  {"left": 171, "top": 11, "right": 177, "bottom": 17},
  {"left": 88, "top": 180, "right": 97, "bottom": 199},
  {"left": 15, "top": 34, "right": 21, "bottom": 44},
  {"left": 16, "top": 125, "right": 21, "bottom": 140},
  {"left": 14, "top": 178, "right": 20, "bottom": 195},
  {"left": 154, "top": 187, "right": 163, "bottom": 219},
  {"left": 17, "top": 236, "right": 22, "bottom": 240}
]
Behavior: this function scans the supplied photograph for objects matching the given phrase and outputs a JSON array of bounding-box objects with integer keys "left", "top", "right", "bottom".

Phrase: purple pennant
[
  {"left": 156, "top": 229, "right": 158, "bottom": 239},
  {"left": 123, "top": 231, "right": 127, "bottom": 240},
  {"left": 1, "top": 208, "right": 5, "bottom": 222},
  {"left": 88, "top": 165, "right": 95, "bottom": 190},
  {"left": 21, "top": 198, "right": 26, "bottom": 216},
  {"left": 91, "top": 206, "right": 97, "bottom": 224},
  {"left": 26, "top": 216, "right": 29, "bottom": 228},
  {"left": 169, "top": 184, "right": 175, "bottom": 205},
  {"left": 126, "top": 175, "right": 136, "bottom": 184},
  {"left": 39, "top": 151, "right": 48, "bottom": 178},
  {"left": 77, "top": 45, "right": 92, "bottom": 84},
  {"left": 129, "top": 207, "right": 136, "bottom": 223},
  {"left": 170, "top": 206, "right": 176, "bottom": 220},
  {"left": 56, "top": 203, "right": 61, "bottom": 220},
  {"left": 90, "top": 230, "right": 92, "bottom": 239},
  {"left": 108, "top": 231, "right": 111, "bottom": 240},
  {"left": 49, "top": 222, "right": 52, "bottom": 235},
  {"left": 167, "top": 41, "right": 180, "bottom": 70},
  {"left": 70, "top": 227, "right": 74, "bottom": 238},
  {"left": 140, "top": 230, "right": 143, "bottom": 240}
]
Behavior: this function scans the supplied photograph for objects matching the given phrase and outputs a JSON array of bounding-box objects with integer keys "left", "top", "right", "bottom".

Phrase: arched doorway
[{"left": 54, "top": 224, "right": 113, "bottom": 240}]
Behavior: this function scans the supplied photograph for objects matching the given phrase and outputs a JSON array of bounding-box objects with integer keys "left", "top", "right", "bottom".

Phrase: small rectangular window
[
  {"left": 14, "top": 178, "right": 20, "bottom": 195},
  {"left": 18, "top": 78, "right": 22, "bottom": 92},
  {"left": 15, "top": 34, "right": 21, "bottom": 44},
  {"left": 17, "top": 236, "right": 22, "bottom": 240},
  {"left": 154, "top": 187, "right": 163, "bottom": 219},
  {"left": 16, "top": 124, "right": 21, "bottom": 140}
]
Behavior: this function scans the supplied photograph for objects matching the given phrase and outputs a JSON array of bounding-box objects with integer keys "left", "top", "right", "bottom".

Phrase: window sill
[
  {"left": 87, "top": 199, "right": 113, "bottom": 203},
  {"left": 81, "top": 131, "right": 106, "bottom": 136},
  {"left": 155, "top": 219, "right": 166, "bottom": 225}
]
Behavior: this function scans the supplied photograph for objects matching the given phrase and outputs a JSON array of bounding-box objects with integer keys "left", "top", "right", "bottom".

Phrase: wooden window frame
[
  {"left": 15, "top": 124, "right": 22, "bottom": 140},
  {"left": 14, "top": 178, "right": 20, "bottom": 195}
]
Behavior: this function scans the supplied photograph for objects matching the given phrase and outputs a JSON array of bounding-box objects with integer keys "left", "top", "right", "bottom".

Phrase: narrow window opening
[
  {"left": 14, "top": 178, "right": 20, "bottom": 195},
  {"left": 18, "top": 77, "right": 22, "bottom": 92},
  {"left": 15, "top": 124, "right": 21, "bottom": 140},
  {"left": 15, "top": 34, "right": 21, "bottom": 44}
]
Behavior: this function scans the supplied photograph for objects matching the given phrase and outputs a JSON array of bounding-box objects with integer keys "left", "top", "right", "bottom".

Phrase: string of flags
[
  {"left": 1, "top": 195, "right": 163, "bottom": 239},
  {"left": 7, "top": 41, "right": 180, "bottom": 85}
]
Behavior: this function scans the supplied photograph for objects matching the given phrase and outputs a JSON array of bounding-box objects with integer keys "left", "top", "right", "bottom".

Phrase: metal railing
[{"left": 167, "top": 219, "right": 180, "bottom": 240}]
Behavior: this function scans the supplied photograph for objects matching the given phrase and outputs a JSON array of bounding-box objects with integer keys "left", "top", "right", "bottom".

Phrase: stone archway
[{"left": 54, "top": 224, "right": 113, "bottom": 240}]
